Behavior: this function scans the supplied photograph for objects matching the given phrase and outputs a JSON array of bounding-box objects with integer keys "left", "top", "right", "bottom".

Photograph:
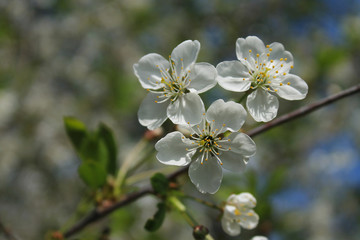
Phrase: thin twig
[
  {"left": 247, "top": 84, "right": 360, "bottom": 137},
  {"left": 64, "top": 188, "right": 153, "bottom": 238},
  {"left": 63, "top": 84, "right": 360, "bottom": 238},
  {"left": 0, "top": 220, "right": 19, "bottom": 240}
]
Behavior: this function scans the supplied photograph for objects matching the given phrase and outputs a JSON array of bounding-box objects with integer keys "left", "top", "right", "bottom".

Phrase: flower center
[
  {"left": 243, "top": 46, "right": 294, "bottom": 93},
  {"left": 149, "top": 57, "right": 192, "bottom": 104},
  {"left": 184, "top": 119, "right": 232, "bottom": 166}
]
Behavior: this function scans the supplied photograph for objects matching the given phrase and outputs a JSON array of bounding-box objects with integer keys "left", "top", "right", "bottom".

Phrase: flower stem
[
  {"left": 183, "top": 195, "right": 223, "bottom": 212},
  {"left": 168, "top": 196, "right": 198, "bottom": 227},
  {"left": 114, "top": 138, "right": 149, "bottom": 196}
]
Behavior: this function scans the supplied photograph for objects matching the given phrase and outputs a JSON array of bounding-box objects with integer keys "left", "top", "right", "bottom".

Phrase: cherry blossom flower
[
  {"left": 251, "top": 237, "right": 268, "bottom": 240},
  {"left": 216, "top": 36, "right": 308, "bottom": 122},
  {"left": 155, "top": 99, "right": 256, "bottom": 194},
  {"left": 134, "top": 40, "right": 217, "bottom": 130},
  {"left": 221, "top": 192, "right": 259, "bottom": 236}
]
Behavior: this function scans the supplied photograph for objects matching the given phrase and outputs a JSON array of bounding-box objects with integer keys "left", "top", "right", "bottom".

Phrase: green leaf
[
  {"left": 144, "top": 202, "right": 166, "bottom": 232},
  {"left": 64, "top": 117, "right": 87, "bottom": 152},
  {"left": 150, "top": 173, "right": 169, "bottom": 196},
  {"left": 78, "top": 161, "right": 107, "bottom": 188},
  {"left": 98, "top": 123, "right": 118, "bottom": 176}
]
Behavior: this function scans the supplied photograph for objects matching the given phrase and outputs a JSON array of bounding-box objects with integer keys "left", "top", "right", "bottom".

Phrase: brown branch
[
  {"left": 64, "top": 188, "right": 153, "bottom": 238},
  {"left": 0, "top": 220, "right": 19, "bottom": 240},
  {"left": 63, "top": 84, "right": 360, "bottom": 238},
  {"left": 247, "top": 84, "right": 360, "bottom": 137}
]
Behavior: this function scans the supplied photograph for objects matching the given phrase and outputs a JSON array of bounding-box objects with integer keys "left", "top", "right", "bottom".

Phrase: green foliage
[
  {"left": 144, "top": 202, "right": 166, "bottom": 232},
  {"left": 64, "top": 117, "right": 87, "bottom": 152},
  {"left": 150, "top": 173, "right": 169, "bottom": 196},
  {"left": 64, "top": 117, "right": 118, "bottom": 188},
  {"left": 98, "top": 123, "right": 118, "bottom": 175},
  {"left": 78, "top": 161, "right": 107, "bottom": 188}
]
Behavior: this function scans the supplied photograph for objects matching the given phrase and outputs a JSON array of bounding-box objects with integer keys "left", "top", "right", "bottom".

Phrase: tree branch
[
  {"left": 247, "top": 84, "right": 360, "bottom": 137},
  {"left": 0, "top": 220, "right": 19, "bottom": 240},
  {"left": 63, "top": 84, "right": 360, "bottom": 238}
]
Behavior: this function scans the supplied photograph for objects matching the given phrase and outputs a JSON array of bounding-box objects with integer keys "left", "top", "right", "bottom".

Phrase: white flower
[
  {"left": 134, "top": 40, "right": 217, "bottom": 130},
  {"left": 221, "top": 192, "right": 260, "bottom": 236},
  {"left": 155, "top": 99, "right": 256, "bottom": 194},
  {"left": 216, "top": 36, "right": 308, "bottom": 122},
  {"left": 251, "top": 237, "right": 268, "bottom": 240}
]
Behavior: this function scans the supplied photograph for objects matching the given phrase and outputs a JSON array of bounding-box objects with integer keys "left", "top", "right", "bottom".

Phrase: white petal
[
  {"left": 221, "top": 217, "right": 241, "bottom": 236},
  {"left": 188, "top": 156, "right": 223, "bottom": 194},
  {"left": 138, "top": 93, "right": 169, "bottom": 130},
  {"left": 276, "top": 74, "right": 308, "bottom": 100},
  {"left": 246, "top": 89, "right": 279, "bottom": 122},
  {"left": 218, "top": 150, "right": 247, "bottom": 172},
  {"left": 251, "top": 236, "right": 268, "bottom": 240},
  {"left": 167, "top": 93, "right": 204, "bottom": 125},
  {"left": 236, "top": 36, "right": 266, "bottom": 65},
  {"left": 155, "top": 132, "right": 194, "bottom": 166},
  {"left": 268, "top": 42, "right": 294, "bottom": 72},
  {"left": 216, "top": 61, "right": 251, "bottom": 92},
  {"left": 188, "top": 63, "right": 217, "bottom": 93},
  {"left": 133, "top": 53, "right": 170, "bottom": 89},
  {"left": 239, "top": 210, "right": 259, "bottom": 230},
  {"left": 206, "top": 99, "right": 247, "bottom": 132},
  {"left": 222, "top": 132, "right": 256, "bottom": 157},
  {"left": 228, "top": 192, "right": 257, "bottom": 208},
  {"left": 171, "top": 40, "right": 200, "bottom": 75}
]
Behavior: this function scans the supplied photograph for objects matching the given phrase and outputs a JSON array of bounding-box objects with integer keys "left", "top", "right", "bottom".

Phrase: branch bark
[{"left": 63, "top": 84, "right": 360, "bottom": 238}]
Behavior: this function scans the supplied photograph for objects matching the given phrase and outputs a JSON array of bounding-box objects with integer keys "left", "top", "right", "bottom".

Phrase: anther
[
  {"left": 249, "top": 50, "right": 252, "bottom": 53},
  {"left": 269, "top": 48, "right": 272, "bottom": 51},
  {"left": 280, "top": 58, "right": 283, "bottom": 61},
  {"left": 155, "top": 101, "right": 158, "bottom": 103},
  {"left": 284, "top": 58, "right": 287, "bottom": 61},
  {"left": 244, "top": 57, "right": 247, "bottom": 60},
  {"left": 280, "top": 83, "right": 283, "bottom": 86},
  {"left": 283, "top": 73, "right": 286, "bottom": 76},
  {"left": 291, "top": 65, "right": 294, "bottom": 69},
  {"left": 256, "top": 54, "right": 259, "bottom": 57},
  {"left": 287, "top": 82, "right": 290, "bottom": 85},
  {"left": 266, "top": 45, "right": 270, "bottom": 48},
  {"left": 267, "top": 53, "right": 270, "bottom": 57}
]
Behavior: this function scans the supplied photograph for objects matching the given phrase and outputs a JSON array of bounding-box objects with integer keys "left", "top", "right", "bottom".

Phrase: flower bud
[{"left": 192, "top": 225, "right": 209, "bottom": 240}]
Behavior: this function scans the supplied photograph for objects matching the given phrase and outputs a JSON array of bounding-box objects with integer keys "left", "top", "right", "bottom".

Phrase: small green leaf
[
  {"left": 98, "top": 123, "right": 118, "bottom": 176},
  {"left": 64, "top": 117, "right": 87, "bottom": 152},
  {"left": 144, "top": 202, "right": 166, "bottom": 232},
  {"left": 78, "top": 161, "right": 107, "bottom": 188},
  {"left": 150, "top": 173, "right": 169, "bottom": 196}
]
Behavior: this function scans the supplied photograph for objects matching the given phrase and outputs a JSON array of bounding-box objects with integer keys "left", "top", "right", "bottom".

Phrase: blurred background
[{"left": 0, "top": 0, "right": 360, "bottom": 239}]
